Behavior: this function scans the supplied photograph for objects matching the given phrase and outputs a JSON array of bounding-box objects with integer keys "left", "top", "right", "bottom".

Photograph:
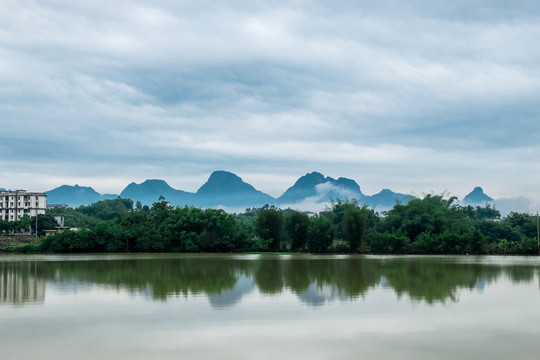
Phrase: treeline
[{"left": 5, "top": 195, "right": 540, "bottom": 255}]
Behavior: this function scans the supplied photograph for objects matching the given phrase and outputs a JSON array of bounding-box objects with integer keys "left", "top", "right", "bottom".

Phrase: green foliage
[
  {"left": 246, "top": 236, "right": 273, "bottom": 252},
  {"left": 343, "top": 204, "right": 368, "bottom": 252},
  {"left": 36, "top": 214, "right": 59, "bottom": 236},
  {"left": 490, "top": 238, "right": 510, "bottom": 255},
  {"left": 285, "top": 211, "right": 309, "bottom": 251},
  {"left": 46, "top": 207, "right": 99, "bottom": 228},
  {"left": 94, "top": 222, "right": 127, "bottom": 252},
  {"left": 378, "top": 194, "right": 478, "bottom": 254},
  {"left": 18, "top": 215, "right": 33, "bottom": 230},
  {"left": 0, "top": 220, "right": 8, "bottom": 233},
  {"left": 17, "top": 193, "right": 539, "bottom": 256},
  {"left": 44, "top": 229, "right": 98, "bottom": 253},
  {"left": 5, "top": 243, "right": 41, "bottom": 253},
  {"left": 77, "top": 198, "right": 134, "bottom": 221},
  {"left": 461, "top": 204, "right": 501, "bottom": 220},
  {"left": 369, "top": 232, "right": 410, "bottom": 253},
  {"left": 503, "top": 212, "right": 538, "bottom": 239},
  {"left": 474, "top": 220, "right": 521, "bottom": 243},
  {"left": 307, "top": 216, "right": 335, "bottom": 253},
  {"left": 0, "top": 215, "right": 33, "bottom": 234},
  {"left": 255, "top": 208, "right": 284, "bottom": 251},
  {"left": 328, "top": 240, "right": 351, "bottom": 253}
]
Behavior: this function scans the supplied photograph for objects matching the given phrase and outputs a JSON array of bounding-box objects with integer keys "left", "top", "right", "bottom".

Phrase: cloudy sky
[{"left": 1, "top": 0, "right": 539, "bottom": 209}]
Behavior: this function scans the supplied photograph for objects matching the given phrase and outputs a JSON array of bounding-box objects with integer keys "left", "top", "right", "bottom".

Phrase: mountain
[
  {"left": 120, "top": 179, "right": 194, "bottom": 206},
  {"left": 195, "top": 170, "right": 275, "bottom": 208},
  {"left": 40, "top": 171, "right": 415, "bottom": 210},
  {"left": 463, "top": 187, "right": 494, "bottom": 204},
  {"left": 277, "top": 172, "right": 363, "bottom": 204},
  {"left": 0, "top": 188, "right": 6, "bottom": 191},
  {"left": 362, "top": 189, "right": 414, "bottom": 209},
  {"left": 45, "top": 185, "right": 116, "bottom": 208}
]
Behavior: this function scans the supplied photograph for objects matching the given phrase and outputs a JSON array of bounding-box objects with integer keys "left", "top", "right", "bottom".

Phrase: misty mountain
[
  {"left": 463, "top": 187, "right": 494, "bottom": 204},
  {"left": 38, "top": 171, "right": 457, "bottom": 212},
  {"left": 195, "top": 171, "right": 275, "bottom": 208},
  {"left": 362, "top": 189, "right": 415, "bottom": 209},
  {"left": 120, "top": 179, "right": 194, "bottom": 207},
  {"left": 277, "top": 172, "right": 363, "bottom": 204},
  {"left": 45, "top": 185, "right": 117, "bottom": 208}
]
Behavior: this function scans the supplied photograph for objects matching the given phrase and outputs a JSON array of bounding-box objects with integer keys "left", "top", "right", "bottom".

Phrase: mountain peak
[
  {"left": 295, "top": 172, "right": 327, "bottom": 187},
  {"left": 463, "top": 187, "right": 494, "bottom": 203},
  {"left": 141, "top": 179, "right": 171, "bottom": 187},
  {"left": 197, "top": 171, "right": 253, "bottom": 195},
  {"left": 362, "top": 189, "right": 414, "bottom": 209},
  {"left": 45, "top": 184, "right": 104, "bottom": 207},
  {"left": 278, "top": 172, "right": 363, "bottom": 204},
  {"left": 206, "top": 170, "right": 242, "bottom": 182},
  {"left": 122, "top": 179, "right": 175, "bottom": 192},
  {"left": 119, "top": 179, "right": 191, "bottom": 206},
  {"left": 196, "top": 170, "right": 274, "bottom": 207}
]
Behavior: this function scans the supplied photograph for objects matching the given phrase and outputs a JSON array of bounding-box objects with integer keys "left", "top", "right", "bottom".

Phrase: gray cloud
[
  {"left": 1, "top": 0, "right": 539, "bottom": 207},
  {"left": 494, "top": 197, "right": 538, "bottom": 216}
]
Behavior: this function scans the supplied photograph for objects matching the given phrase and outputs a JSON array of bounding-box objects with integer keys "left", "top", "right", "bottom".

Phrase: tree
[
  {"left": 76, "top": 198, "right": 133, "bottom": 221},
  {"left": 343, "top": 205, "right": 368, "bottom": 252},
  {"left": 503, "top": 212, "right": 538, "bottom": 238},
  {"left": 461, "top": 204, "right": 500, "bottom": 220},
  {"left": 255, "top": 209, "right": 283, "bottom": 251},
  {"left": 307, "top": 216, "right": 335, "bottom": 253},
  {"left": 377, "top": 195, "right": 475, "bottom": 254},
  {"left": 46, "top": 207, "right": 99, "bottom": 228},
  {"left": 285, "top": 211, "right": 310, "bottom": 251},
  {"left": 36, "top": 214, "right": 59, "bottom": 236}
]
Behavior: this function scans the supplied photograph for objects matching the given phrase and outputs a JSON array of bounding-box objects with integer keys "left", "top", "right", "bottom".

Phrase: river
[{"left": 1, "top": 254, "right": 539, "bottom": 359}]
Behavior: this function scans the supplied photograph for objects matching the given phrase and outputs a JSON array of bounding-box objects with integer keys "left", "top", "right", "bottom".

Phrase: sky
[{"left": 1, "top": 0, "right": 539, "bottom": 211}]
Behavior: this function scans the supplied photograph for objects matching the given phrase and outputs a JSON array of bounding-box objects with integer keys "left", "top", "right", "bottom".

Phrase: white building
[{"left": 0, "top": 190, "right": 47, "bottom": 222}]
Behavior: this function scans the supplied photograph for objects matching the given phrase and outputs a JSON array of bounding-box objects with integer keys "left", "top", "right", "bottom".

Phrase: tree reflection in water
[{"left": 0, "top": 255, "right": 538, "bottom": 307}]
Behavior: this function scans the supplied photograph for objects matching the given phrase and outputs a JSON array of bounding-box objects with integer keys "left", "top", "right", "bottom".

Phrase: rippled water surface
[{"left": 1, "top": 254, "right": 540, "bottom": 359}]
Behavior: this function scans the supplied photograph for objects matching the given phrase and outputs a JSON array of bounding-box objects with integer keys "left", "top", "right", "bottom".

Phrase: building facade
[{"left": 0, "top": 190, "right": 47, "bottom": 222}]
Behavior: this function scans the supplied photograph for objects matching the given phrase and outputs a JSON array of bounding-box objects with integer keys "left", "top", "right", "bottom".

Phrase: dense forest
[{"left": 1, "top": 195, "right": 539, "bottom": 255}]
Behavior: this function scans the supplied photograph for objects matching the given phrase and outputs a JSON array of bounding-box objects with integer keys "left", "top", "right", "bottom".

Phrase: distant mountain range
[{"left": 42, "top": 170, "right": 491, "bottom": 211}]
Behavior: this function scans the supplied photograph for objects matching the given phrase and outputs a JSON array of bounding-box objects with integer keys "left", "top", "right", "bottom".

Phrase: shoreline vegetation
[{"left": 1, "top": 195, "right": 538, "bottom": 255}]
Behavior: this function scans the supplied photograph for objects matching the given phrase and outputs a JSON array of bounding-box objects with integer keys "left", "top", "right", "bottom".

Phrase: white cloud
[
  {"left": 494, "top": 197, "right": 538, "bottom": 217},
  {"left": 1, "top": 0, "right": 540, "bottom": 209}
]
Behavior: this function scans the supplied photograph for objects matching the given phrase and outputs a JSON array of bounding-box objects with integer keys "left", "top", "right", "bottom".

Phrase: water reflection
[
  {"left": 0, "top": 255, "right": 538, "bottom": 307},
  {"left": 0, "top": 262, "right": 45, "bottom": 305}
]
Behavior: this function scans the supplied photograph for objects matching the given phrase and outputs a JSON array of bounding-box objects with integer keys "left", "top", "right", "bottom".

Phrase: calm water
[{"left": 1, "top": 254, "right": 540, "bottom": 359}]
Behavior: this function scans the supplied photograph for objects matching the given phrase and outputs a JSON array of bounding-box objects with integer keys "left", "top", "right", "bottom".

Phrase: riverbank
[{"left": 0, "top": 236, "right": 41, "bottom": 252}]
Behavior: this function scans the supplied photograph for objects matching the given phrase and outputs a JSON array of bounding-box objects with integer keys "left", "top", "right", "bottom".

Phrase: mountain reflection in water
[{"left": 0, "top": 255, "right": 538, "bottom": 307}]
